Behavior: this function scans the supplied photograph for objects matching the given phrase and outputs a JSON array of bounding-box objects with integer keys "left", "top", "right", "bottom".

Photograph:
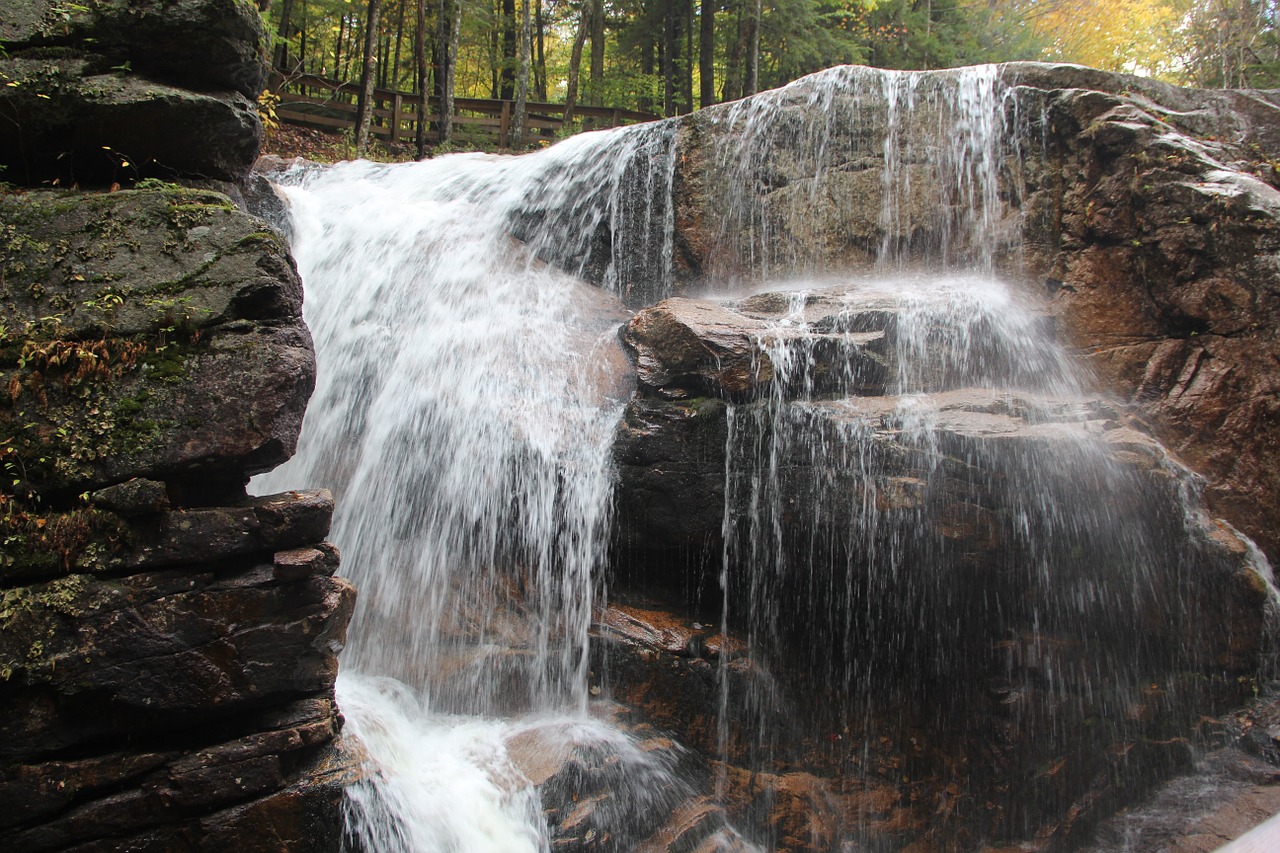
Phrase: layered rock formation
[
  {"left": 608, "top": 280, "right": 1272, "bottom": 850},
  {"left": 660, "top": 63, "right": 1280, "bottom": 568},
  {"left": 1, "top": 3, "right": 356, "bottom": 849},
  {"left": 0, "top": 185, "right": 355, "bottom": 851},
  {"left": 1010, "top": 67, "right": 1280, "bottom": 564},
  {"left": 588, "top": 66, "right": 1280, "bottom": 852}
]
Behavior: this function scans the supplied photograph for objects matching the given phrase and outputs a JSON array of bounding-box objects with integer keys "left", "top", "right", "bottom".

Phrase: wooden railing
[{"left": 270, "top": 72, "right": 659, "bottom": 149}]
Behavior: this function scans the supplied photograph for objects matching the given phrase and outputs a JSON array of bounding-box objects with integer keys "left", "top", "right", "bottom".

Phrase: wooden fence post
[
  {"left": 499, "top": 101, "right": 511, "bottom": 149},
  {"left": 391, "top": 93, "right": 403, "bottom": 143}
]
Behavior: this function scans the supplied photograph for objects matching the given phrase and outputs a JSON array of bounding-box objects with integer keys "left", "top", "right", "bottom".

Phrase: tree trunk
[
  {"left": 449, "top": 0, "right": 460, "bottom": 113},
  {"left": 435, "top": 0, "right": 458, "bottom": 143},
  {"left": 415, "top": 0, "right": 429, "bottom": 157},
  {"left": 377, "top": 31, "right": 389, "bottom": 89},
  {"left": 501, "top": 0, "right": 517, "bottom": 99},
  {"left": 684, "top": 0, "right": 694, "bottom": 112},
  {"left": 489, "top": 0, "right": 500, "bottom": 97},
  {"left": 722, "top": 0, "right": 744, "bottom": 101},
  {"left": 639, "top": 33, "right": 655, "bottom": 113},
  {"left": 744, "top": 0, "right": 760, "bottom": 96},
  {"left": 299, "top": 0, "right": 308, "bottom": 74},
  {"left": 663, "top": 0, "right": 688, "bottom": 116},
  {"left": 563, "top": 1, "right": 590, "bottom": 125},
  {"left": 333, "top": 14, "right": 346, "bottom": 80},
  {"left": 342, "top": 12, "right": 358, "bottom": 79},
  {"left": 392, "top": 0, "right": 406, "bottom": 89},
  {"left": 355, "top": 0, "right": 383, "bottom": 153},
  {"left": 274, "top": 0, "right": 296, "bottom": 72},
  {"left": 535, "top": 0, "right": 547, "bottom": 101},
  {"left": 588, "top": 0, "right": 604, "bottom": 105},
  {"left": 512, "top": 0, "right": 533, "bottom": 147},
  {"left": 699, "top": 0, "right": 714, "bottom": 108}
]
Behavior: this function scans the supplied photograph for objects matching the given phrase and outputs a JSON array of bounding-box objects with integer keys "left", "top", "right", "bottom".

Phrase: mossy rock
[{"left": 0, "top": 188, "right": 313, "bottom": 503}]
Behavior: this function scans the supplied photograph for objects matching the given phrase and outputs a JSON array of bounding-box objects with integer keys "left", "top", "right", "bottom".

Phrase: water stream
[
  {"left": 256, "top": 64, "right": 1273, "bottom": 851},
  {"left": 254, "top": 129, "right": 676, "bottom": 849}
]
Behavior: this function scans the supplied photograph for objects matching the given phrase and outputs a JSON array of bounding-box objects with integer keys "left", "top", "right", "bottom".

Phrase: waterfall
[
  {"left": 256, "top": 63, "right": 1273, "bottom": 851},
  {"left": 256, "top": 126, "right": 685, "bottom": 850},
  {"left": 694, "top": 65, "right": 1018, "bottom": 286},
  {"left": 689, "top": 65, "right": 1273, "bottom": 847}
]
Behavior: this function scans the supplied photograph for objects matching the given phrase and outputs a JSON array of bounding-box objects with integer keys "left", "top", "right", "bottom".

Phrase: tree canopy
[{"left": 265, "top": 0, "right": 1280, "bottom": 150}]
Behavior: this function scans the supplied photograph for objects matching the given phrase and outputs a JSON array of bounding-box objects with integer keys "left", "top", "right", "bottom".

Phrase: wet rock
[
  {"left": 635, "top": 798, "right": 742, "bottom": 853},
  {"left": 274, "top": 544, "right": 341, "bottom": 582},
  {"left": 622, "top": 289, "right": 894, "bottom": 402},
  {"left": 623, "top": 299, "right": 774, "bottom": 398},
  {"left": 591, "top": 602, "right": 780, "bottom": 767},
  {"left": 0, "top": 725, "right": 360, "bottom": 853},
  {"left": 1006, "top": 76, "right": 1280, "bottom": 565},
  {"left": 0, "top": 188, "right": 312, "bottom": 502},
  {"left": 0, "top": 56, "right": 262, "bottom": 186},
  {"left": 609, "top": 270, "right": 1272, "bottom": 850},
  {"left": 661, "top": 63, "right": 1280, "bottom": 572},
  {"left": 597, "top": 604, "right": 702, "bottom": 657},
  {"left": 0, "top": 108, "right": 350, "bottom": 853},
  {"left": 613, "top": 395, "right": 729, "bottom": 556},
  {"left": 0, "top": 4, "right": 352, "bottom": 848},
  {"left": 0, "top": 562, "right": 354, "bottom": 760},
  {"left": 506, "top": 718, "right": 696, "bottom": 852},
  {"left": 86, "top": 489, "right": 334, "bottom": 570},
  {"left": 89, "top": 477, "right": 170, "bottom": 515},
  {"left": 714, "top": 767, "right": 847, "bottom": 853}
]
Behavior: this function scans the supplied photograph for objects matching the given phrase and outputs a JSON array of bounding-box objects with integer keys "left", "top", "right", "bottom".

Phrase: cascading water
[
  {"left": 680, "top": 65, "right": 1274, "bottom": 848},
  {"left": 257, "top": 62, "right": 1273, "bottom": 852},
  {"left": 255, "top": 127, "right": 694, "bottom": 850}
]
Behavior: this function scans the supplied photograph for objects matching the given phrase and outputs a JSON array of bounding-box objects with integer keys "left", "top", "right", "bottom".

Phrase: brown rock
[
  {"left": 0, "top": 189, "right": 313, "bottom": 502},
  {"left": 0, "top": 566, "right": 355, "bottom": 761},
  {"left": 624, "top": 298, "right": 774, "bottom": 398},
  {"left": 89, "top": 478, "right": 171, "bottom": 515}
]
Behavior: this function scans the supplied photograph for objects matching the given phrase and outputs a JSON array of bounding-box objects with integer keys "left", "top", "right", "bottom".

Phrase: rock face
[
  {"left": 0, "top": 186, "right": 355, "bottom": 848},
  {"left": 1008, "top": 67, "right": 1280, "bottom": 564},
  {"left": 0, "top": 4, "right": 356, "bottom": 848},
  {"left": 609, "top": 277, "right": 1273, "bottom": 850},
  {"left": 661, "top": 62, "right": 1280, "bottom": 569},
  {"left": 0, "top": 0, "right": 267, "bottom": 186}
]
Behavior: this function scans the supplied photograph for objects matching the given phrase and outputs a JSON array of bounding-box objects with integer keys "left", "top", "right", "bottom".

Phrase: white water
[
  {"left": 698, "top": 65, "right": 1017, "bottom": 285},
  {"left": 256, "top": 126, "right": 678, "bottom": 850},
  {"left": 255, "top": 63, "right": 1274, "bottom": 851}
]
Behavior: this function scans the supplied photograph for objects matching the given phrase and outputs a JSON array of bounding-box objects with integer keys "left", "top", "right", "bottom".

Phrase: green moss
[
  {"left": 141, "top": 348, "right": 190, "bottom": 381},
  {"left": 236, "top": 230, "right": 283, "bottom": 250},
  {"left": 0, "top": 573, "right": 93, "bottom": 682},
  {"left": 0, "top": 507, "right": 124, "bottom": 582}
]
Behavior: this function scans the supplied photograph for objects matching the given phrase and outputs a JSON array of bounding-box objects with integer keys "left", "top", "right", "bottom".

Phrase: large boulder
[
  {"left": 0, "top": 0, "right": 267, "bottom": 186},
  {"left": 0, "top": 0, "right": 269, "bottom": 97},
  {"left": 609, "top": 278, "right": 1272, "bottom": 850},
  {"left": 0, "top": 187, "right": 312, "bottom": 505},
  {"left": 657, "top": 62, "right": 1280, "bottom": 571},
  {"left": 1009, "top": 70, "right": 1280, "bottom": 563}
]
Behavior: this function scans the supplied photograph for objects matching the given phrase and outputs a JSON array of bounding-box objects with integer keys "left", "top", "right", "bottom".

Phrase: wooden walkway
[{"left": 271, "top": 73, "right": 659, "bottom": 149}]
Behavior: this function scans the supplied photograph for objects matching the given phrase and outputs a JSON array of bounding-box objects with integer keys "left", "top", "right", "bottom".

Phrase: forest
[{"left": 268, "top": 0, "right": 1280, "bottom": 117}]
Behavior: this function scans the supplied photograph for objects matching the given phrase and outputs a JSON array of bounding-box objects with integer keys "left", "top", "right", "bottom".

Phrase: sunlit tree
[{"left": 1175, "top": 0, "right": 1280, "bottom": 87}]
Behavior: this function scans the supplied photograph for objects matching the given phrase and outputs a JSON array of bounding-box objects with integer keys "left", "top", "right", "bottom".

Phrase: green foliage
[
  {"left": 1174, "top": 0, "right": 1280, "bottom": 88},
  {"left": 260, "top": 0, "right": 1280, "bottom": 149}
]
